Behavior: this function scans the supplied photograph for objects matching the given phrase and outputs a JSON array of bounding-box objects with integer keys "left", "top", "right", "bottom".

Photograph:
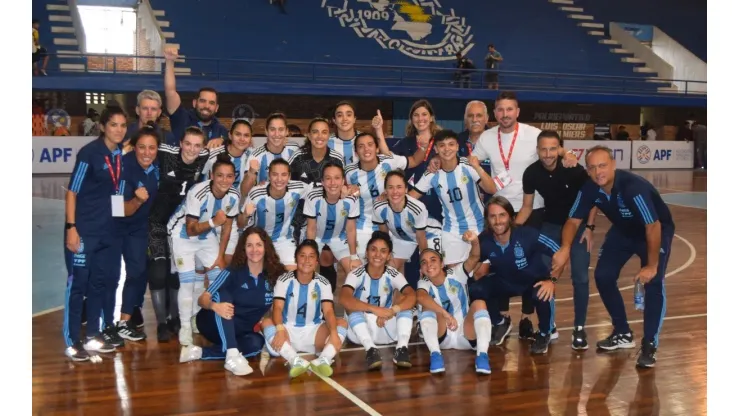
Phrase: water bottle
[{"left": 634, "top": 282, "right": 645, "bottom": 311}]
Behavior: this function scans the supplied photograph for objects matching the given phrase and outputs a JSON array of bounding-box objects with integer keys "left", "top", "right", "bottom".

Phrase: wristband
[
  {"left": 208, "top": 218, "right": 215, "bottom": 228},
  {"left": 392, "top": 305, "right": 401, "bottom": 315},
  {"left": 350, "top": 254, "right": 360, "bottom": 261},
  {"left": 276, "top": 324, "right": 285, "bottom": 332}
]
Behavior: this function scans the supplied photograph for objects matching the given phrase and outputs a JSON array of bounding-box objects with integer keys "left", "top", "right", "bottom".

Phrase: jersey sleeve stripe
[
  {"left": 206, "top": 269, "right": 230, "bottom": 294},
  {"left": 633, "top": 195, "right": 655, "bottom": 224},
  {"left": 70, "top": 161, "right": 89, "bottom": 193},
  {"left": 568, "top": 191, "right": 583, "bottom": 218},
  {"left": 538, "top": 234, "right": 561, "bottom": 253}
]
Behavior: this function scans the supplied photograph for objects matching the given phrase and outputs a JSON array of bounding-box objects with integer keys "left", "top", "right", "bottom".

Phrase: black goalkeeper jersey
[{"left": 149, "top": 144, "right": 210, "bottom": 224}]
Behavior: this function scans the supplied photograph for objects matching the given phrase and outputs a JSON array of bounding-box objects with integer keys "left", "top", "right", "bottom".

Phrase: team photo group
[{"left": 61, "top": 69, "right": 674, "bottom": 379}]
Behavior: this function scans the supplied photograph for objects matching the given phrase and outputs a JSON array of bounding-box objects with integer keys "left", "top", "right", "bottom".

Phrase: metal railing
[{"left": 44, "top": 53, "right": 707, "bottom": 96}]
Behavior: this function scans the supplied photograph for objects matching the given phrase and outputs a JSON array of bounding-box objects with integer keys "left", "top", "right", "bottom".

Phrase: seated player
[
  {"left": 416, "top": 231, "right": 492, "bottom": 374},
  {"left": 469, "top": 196, "right": 564, "bottom": 354},
  {"left": 261, "top": 240, "right": 348, "bottom": 378},
  {"left": 238, "top": 159, "right": 312, "bottom": 270},
  {"left": 168, "top": 155, "right": 240, "bottom": 361},
  {"left": 339, "top": 231, "right": 417, "bottom": 370},
  {"left": 304, "top": 161, "right": 362, "bottom": 290},
  {"left": 181, "top": 228, "right": 286, "bottom": 375}
]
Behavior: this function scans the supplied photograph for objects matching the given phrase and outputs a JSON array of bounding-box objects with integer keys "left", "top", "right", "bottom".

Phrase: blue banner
[{"left": 617, "top": 23, "right": 654, "bottom": 42}]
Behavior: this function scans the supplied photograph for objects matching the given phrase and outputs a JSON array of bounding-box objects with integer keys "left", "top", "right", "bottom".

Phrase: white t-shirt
[{"left": 472, "top": 122, "right": 544, "bottom": 211}]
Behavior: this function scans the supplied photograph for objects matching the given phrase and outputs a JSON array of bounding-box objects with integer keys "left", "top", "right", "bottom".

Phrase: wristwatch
[
  {"left": 65, "top": 223, "right": 76, "bottom": 229},
  {"left": 585, "top": 224, "right": 595, "bottom": 231},
  {"left": 550, "top": 276, "right": 559, "bottom": 283}
]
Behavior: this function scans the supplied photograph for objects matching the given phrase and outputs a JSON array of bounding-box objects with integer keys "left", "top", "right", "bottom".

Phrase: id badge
[
  {"left": 111, "top": 195, "right": 125, "bottom": 217},
  {"left": 493, "top": 171, "right": 513, "bottom": 191}
]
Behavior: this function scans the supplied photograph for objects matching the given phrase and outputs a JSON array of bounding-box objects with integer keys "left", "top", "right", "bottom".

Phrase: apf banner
[
  {"left": 631, "top": 141, "right": 694, "bottom": 169},
  {"left": 33, "top": 136, "right": 97, "bottom": 174},
  {"left": 563, "top": 140, "right": 632, "bottom": 170}
]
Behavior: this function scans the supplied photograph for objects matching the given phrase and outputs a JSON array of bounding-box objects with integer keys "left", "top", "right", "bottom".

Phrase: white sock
[
  {"left": 227, "top": 348, "right": 240, "bottom": 358},
  {"left": 193, "top": 270, "right": 213, "bottom": 316},
  {"left": 473, "top": 311, "right": 492, "bottom": 355},
  {"left": 279, "top": 342, "right": 298, "bottom": 363},
  {"left": 395, "top": 310, "right": 413, "bottom": 348},
  {"left": 177, "top": 279, "right": 195, "bottom": 345},
  {"left": 319, "top": 344, "right": 337, "bottom": 361},
  {"left": 338, "top": 325, "right": 348, "bottom": 344},
  {"left": 348, "top": 312, "right": 376, "bottom": 351},
  {"left": 420, "top": 312, "right": 441, "bottom": 354}
]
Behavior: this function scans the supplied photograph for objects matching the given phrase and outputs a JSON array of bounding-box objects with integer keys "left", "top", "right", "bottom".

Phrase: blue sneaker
[
  {"left": 475, "top": 352, "right": 491, "bottom": 374},
  {"left": 429, "top": 351, "right": 445, "bottom": 374}
]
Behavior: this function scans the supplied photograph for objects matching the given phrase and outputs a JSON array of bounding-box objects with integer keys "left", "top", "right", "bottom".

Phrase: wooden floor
[{"left": 32, "top": 170, "right": 707, "bottom": 416}]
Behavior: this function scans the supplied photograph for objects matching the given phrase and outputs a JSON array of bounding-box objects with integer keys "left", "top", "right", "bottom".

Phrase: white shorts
[
  {"left": 319, "top": 237, "right": 350, "bottom": 261},
  {"left": 441, "top": 230, "right": 472, "bottom": 265},
  {"left": 274, "top": 239, "right": 297, "bottom": 266},
  {"left": 356, "top": 229, "right": 374, "bottom": 261},
  {"left": 222, "top": 226, "right": 239, "bottom": 256},
  {"left": 286, "top": 323, "right": 322, "bottom": 354},
  {"left": 391, "top": 237, "right": 417, "bottom": 261},
  {"left": 170, "top": 236, "right": 220, "bottom": 273},
  {"left": 347, "top": 313, "right": 398, "bottom": 345},
  {"left": 439, "top": 323, "right": 475, "bottom": 351},
  {"left": 425, "top": 218, "right": 444, "bottom": 254}
]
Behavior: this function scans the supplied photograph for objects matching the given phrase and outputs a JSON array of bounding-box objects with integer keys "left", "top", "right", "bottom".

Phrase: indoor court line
[
  {"left": 313, "top": 372, "right": 383, "bottom": 416},
  {"left": 32, "top": 305, "right": 64, "bottom": 318},
  {"left": 511, "top": 232, "right": 696, "bottom": 305},
  {"left": 661, "top": 201, "right": 707, "bottom": 210}
]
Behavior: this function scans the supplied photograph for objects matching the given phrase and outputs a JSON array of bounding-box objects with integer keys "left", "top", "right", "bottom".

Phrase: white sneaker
[
  {"left": 225, "top": 354, "right": 254, "bottom": 376},
  {"left": 288, "top": 356, "right": 310, "bottom": 378},
  {"left": 310, "top": 356, "right": 333, "bottom": 377},
  {"left": 179, "top": 325, "right": 193, "bottom": 346},
  {"left": 179, "top": 345, "right": 202, "bottom": 363},
  {"left": 191, "top": 315, "right": 200, "bottom": 334}
]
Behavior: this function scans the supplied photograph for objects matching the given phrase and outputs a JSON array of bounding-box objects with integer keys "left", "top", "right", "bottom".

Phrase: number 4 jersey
[{"left": 149, "top": 144, "right": 210, "bottom": 224}]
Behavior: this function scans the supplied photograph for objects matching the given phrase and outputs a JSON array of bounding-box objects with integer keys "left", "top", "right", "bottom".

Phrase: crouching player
[
  {"left": 261, "top": 240, "right": 348, "bottom": 378},
  {"left": 416, "top": 230, "right": 492, "bottom": 374}
]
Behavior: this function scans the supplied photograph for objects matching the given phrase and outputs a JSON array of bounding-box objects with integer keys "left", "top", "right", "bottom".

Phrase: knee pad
[{"left": 147, "top": 259, "right": 168, "bottom": 291}]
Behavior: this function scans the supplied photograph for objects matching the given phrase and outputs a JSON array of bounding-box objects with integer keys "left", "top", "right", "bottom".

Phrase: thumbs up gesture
[{"left": 372, "top": 110, "right": 383, "bottom": 131}]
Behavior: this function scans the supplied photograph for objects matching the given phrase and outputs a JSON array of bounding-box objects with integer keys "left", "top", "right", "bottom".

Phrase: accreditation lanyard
[
  {"left": 104, "top": 153, "right": 121, "bottom": 193},
  {"left": 497, "top": 123, "right": 519, "bottom": 171}
]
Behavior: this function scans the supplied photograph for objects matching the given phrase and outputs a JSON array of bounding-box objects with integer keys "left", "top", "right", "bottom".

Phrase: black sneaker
[
  {"left": 65, "top": 341, "right": 90, "bottom": 361},
  {"left": 518, "top": 317, "right": 535, "bottom": 340},
  {"left": 84, "top": 336, "right": 116, "bottom": 353},
  {"left": 636, "top": 339, "right": 657, "bottom": 368},
  {"left": 596, "top": 331, "right": 635, "bottom": 351},
  {"left": 366, "top": 347, "right": 382, "bottom": 371},
  {"left": 103, "top": 325, "right": 125, "bottom": 348},
  {"left": 530, "top": 332, "right": 551, "bottom": 354},
  {"left": 167, "top": 317, "right": 181, "bottom": 335},
  {"left": 130, "top": 307, "right": 144, "bottom": 329},
  {"left": 393, "top": 346, "right": 412, "bottom": 368},
  {"left": 491, "top": 316, "right": 512, "bottom": 346},
  {"left": 571, "top": 326, "right": 588, "bottom": 350},
  {"left": 117, "top": 321, "right": 146, "bottom": 341},
  {"left": 157, "top": 323, "right": 171, "bottom": 342}
]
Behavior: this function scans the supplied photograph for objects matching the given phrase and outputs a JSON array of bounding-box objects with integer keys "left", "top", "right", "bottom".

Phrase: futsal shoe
[
  {"left": 288, "top": 356, "right": 311, "bottom": 378},
  {"left": 636, "top": 339, "right": 657, "bottom": 368},
  {"left": 103, "top": 325, "right": 125, "bottom": 348},
  {"left": 117, "top": 320, "right": 146, "bottom": 341},
  {"left": 310, "top": 357, "right": 334, "bottom": 377},
  {"left": 571, "top": 326, "right": 588, "bottom": 350},
  {"left": 475, "top": 353, "right": 491, "bottom": 374},
  {"left": 518, "top": 317, "right": 535, "bottom": 340},
  {"left": 179, "top": 345, "right": 203, "bottom": 363},
  {"left": 84, "top": 336, "right": 116, "bottom": 353},
  {"left": 225, "top": 354, "right": 254, "bottom": 376},
  {"left": 491, "top": 316, "right": 512, "bottom": 345},
  {"left": 65, "top": 341, "right": 91, "bottom": 361},
  {"left": 429, "top": 351, "right": 445, "bottom": 374},
  {"left": 596, "top": 331, "right": 635, "bottom": 351},
  {"left": 393, "top": 346, "right": 412, "bottom": 368},
  {"left": 365, "top": 347, "right": 383, "bottom": 370},
  {"left": 530, "top": 332, "right": 551, "bottom": 354}
]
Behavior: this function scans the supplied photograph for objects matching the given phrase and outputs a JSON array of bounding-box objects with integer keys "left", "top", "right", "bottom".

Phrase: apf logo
[
  {"left": 321, "top": 0, "right": 474, "bottom": 62},
  {"left": 636, "top": 145, "right": 652, "bottom": 164}
]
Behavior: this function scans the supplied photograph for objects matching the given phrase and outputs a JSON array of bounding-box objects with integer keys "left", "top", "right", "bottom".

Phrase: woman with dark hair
[
  {"left": 180, "top": 227, "right": 286, "bottom": 375},
  {"left": 113, "top": 126, "right": 160, "bottom": 342},
  {"left": 244, "top": 112, "right": 300, "bottom": 195},
  {"left": 289, "top": 117, "right": 344, "bottom": 186},
  {"left": 261, "top": 240, "right": 348, "bottom": 378},
  {"left": 339, "top": 230, "right": 417, "bottom": 370},
  {"left": 62, "top": 106, "right": 129, "bottom": 361},
  {"left": 469, "top": 196, "right": 564, "bottom": 354}
]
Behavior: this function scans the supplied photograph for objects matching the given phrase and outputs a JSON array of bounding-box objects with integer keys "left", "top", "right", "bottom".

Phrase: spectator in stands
[
  {"left": 32, "top": 19, "right": 49, "bottom": 76},
  {"left": 676, "top": 121, "right": 693, "bottom": 142},
  {"left": 692, "top": 122, "right": 707, "bottom": 169},
  {"left": 81, "top": 109, "right": 100, "bottom": 136},
  {"left": 287, "top": 124, "right": 303, "bottom": 137},
  {"left": 454, "top": 52, "right": 475, "bottom": 88},
  {"left": 164, "top": 47, "right": 228, "bottom": 149},
  {"left": 615, "top": 125, "right": 630, "bottom": 141},
  {"left": 125, "top": 90, "right": 176, "bottom": 146},
  {"left": 484, "top": 44, "right": 503, "bottom": 89}
]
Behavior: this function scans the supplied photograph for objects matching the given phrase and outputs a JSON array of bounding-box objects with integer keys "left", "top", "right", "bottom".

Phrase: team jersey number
[
  {"left": 179, "top": 181, "right": 187, "bottom": 196},
  {"left": 446, "top": 187, "right": 463, "bottom": 203},
  {"left": 276, "top": 213, "right": 285, "bottom": 224},
  {"left": 368, "top": 295, "right": 381, "bottom": 306},
  {"left": 442, "top": 299, "right": 452, "bottom": 314},
  {"left": 370, "top": 187, "right": 380, "bottom": 198},
  {"left": 326, "top": 219, "right": 336, "bottom": 231},
  {"left": 297, "top": 303, "right": 307, "bottom": 319}
]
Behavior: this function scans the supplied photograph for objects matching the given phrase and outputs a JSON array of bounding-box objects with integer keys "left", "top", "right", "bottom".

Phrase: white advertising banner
[
  {"left": 33, "top": 136, "right": 97, "bottom": 174},
  {"left": 564, "top": 140, "right": 632, "bottom": 170},
  {"left": 631, "top": 141, "right": 695, "bottom": 169}
]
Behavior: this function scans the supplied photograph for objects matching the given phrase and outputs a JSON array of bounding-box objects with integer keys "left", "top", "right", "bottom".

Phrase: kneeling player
[
  {"left": 416, "top": 231, "right": 492, "bottom": 374},
  {"left": 261, "top": 240, "right": 348, "bottom": 378},
  {"left": 339, "top": 231, "right": 417, "bottom": 370}
]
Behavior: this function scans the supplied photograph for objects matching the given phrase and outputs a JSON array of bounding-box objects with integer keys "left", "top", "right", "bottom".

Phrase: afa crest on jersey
[
  {"left": 461, "top": 175, "right": 469, "bottom": 184},
  {"left": 341, "top": 209, "right": 348, "bottom": 217}
]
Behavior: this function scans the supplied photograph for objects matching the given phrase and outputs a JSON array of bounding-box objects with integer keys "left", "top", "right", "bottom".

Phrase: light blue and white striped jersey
[
  {"left": 274, "top": 271, "right": 334, "bottom": 327},
  {"left": 418, "top": 264, "right": 472, "bottom": 322},
  {"left": 243, "top": 181, "right": 312, "bottom": 242},
  {"left": 372, "top": 195, "right": 428, "bottom": 243},
  {"left": 412, "top": 157, "right": 485, "bottom": 235},
  {"left": 303, "top": 188, "right": 360, "bottom": 242},
  {"left": 345, "top": 153, "right": 409, "bottom": 232},
  {"left": 327, "top": 132, "right": 359, "bottom": 165},
  {"left": 247, "top": 143, "right": 300, "bottom": 184},
  {"left": 201, "top": 145, "right": 253, "bottom": 188},
  {"left": 343, "top": 265, "right": 410, "bottom": 308},
  {"left": 167, "top": 180, "right": 241, "bottom": 240}
]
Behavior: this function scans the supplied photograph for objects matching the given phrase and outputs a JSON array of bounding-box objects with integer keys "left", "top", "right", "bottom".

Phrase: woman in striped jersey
[{"left": 243, "top": 113, "right": 300, "bottom": 195}]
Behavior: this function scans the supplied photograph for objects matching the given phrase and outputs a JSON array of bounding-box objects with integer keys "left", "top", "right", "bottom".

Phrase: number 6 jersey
[{"left": 149, "top": 144, "right": 210, "bottom": 224}]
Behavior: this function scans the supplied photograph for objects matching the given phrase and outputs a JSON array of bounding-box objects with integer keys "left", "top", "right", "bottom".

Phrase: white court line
[
  {"left": 32, "top": 305, "right": 64, "bottom": 318},
  {"left": 313, "top": 372, "right": 383, "bottom": 416},
  {"left": 510, "top": 233, "right": 697, "bottom": 305},
  {"left": 662, "top": 201, "right": 707, "bottom": 210}
]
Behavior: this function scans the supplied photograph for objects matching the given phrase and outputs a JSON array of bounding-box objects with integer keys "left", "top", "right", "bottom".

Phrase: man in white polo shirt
[{"left": 469, "top": 91, "right": 578, "bottom": 345}]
